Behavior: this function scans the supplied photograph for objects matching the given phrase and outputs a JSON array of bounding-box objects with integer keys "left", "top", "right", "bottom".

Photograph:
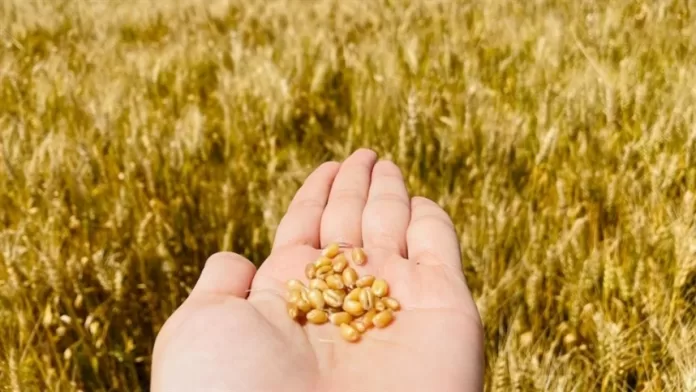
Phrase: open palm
[{"left": 151, "top": 149, "right": 484, "bottom": 392}]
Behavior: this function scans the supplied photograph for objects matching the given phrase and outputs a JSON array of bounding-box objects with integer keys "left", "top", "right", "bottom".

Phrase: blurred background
[{"left": 1, "top": 0, "right": 695, "bottom": 390}]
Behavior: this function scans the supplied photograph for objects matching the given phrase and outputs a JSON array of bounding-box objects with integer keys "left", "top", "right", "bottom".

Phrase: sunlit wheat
[{"left": 1, "top": 0, "right": 696, "bottom": 390}]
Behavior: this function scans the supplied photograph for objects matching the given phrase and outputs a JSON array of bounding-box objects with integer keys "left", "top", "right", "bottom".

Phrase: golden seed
[
  {"left": 287, "top": 302, "right": 301, "bottom": 320},
  {"left": 322, "top": 243, "right": 341, "bottom": 258},
  {"left": 375, "top": 301, "right": 386, "bottom": 312},
  {"left": 332, "top": 254, "right": 348, "bottom": 273},
  {"left": 306, "top": 309, "right": 328, "bottom": 324},
  {"left": 305, "top": 263, "right": 317, "bottom": 279},
  {"left": 346, "top": 287, "right": 362, "bottom": 301},
  {"left": 308, "top": 288, "right": 325, "bottom": 310},
  {"left": 287, "top": 288, "right": 303, "bottom": 304},
  {"left": 351, "top": 320, "right": 367, "bottom": 333},
  {"left": 314, "top": 256, "right": 332, "bottom": 269},
  {"left": 352, "top": 247, "right": 367, "bottom": 265},
  {"left": 356, "top": 275, "right": 375, "bottom": 288},
  {"left": 291, "top": 287, "right": 310, "bottom": 304},
  {"left": 329, "top": 312, "right": 353, "bottom": 326},
  {"left": 373, "top": 309, "right": 394, "bottom": 328},
  {"left": 371, "top": 278, "right": 389, "bottom": 297},
  {"left": 382, "top": 297, "right": 401, "bottom": 311},
  {"left": 287, "top": 279, "right": 305, "bottom": 292},
  {"left": 309, "top": 278, "right": 329, "bottom": 291},
  {"left": 296, "top": 298, "right": 312, "bottom": 313},
  {"left": 326, "top": 274, "right": 345, "bottom": 290},
  {"left": 316, "top": 265, "right": 333, "bottom": 279},
  {"left": 362, "top": 309, "right": 377, "bottom": 328},
  {"left": 359, "top": 288, "right": 376, "bottom": 311},
  {"left": 342, "top": 267, "right": 358, "bottom": 288},
  {"left": 340, "top": 323, "right": 360, "bottom": 342},
  {"left": 343, "top": 299, "right": 365, "bottom": 317},
  {"left": 324, "top": 289, "right": 345, "bottom": 308}
]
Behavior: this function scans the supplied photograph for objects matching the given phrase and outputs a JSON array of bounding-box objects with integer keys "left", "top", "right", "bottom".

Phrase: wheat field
[{"left": 1, "top": 0, "right": 696, "bottom": 390}]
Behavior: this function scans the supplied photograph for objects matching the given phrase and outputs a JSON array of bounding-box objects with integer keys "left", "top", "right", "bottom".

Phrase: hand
[{"left": 151, "top": 149, "right": 485, "bottom": 392}]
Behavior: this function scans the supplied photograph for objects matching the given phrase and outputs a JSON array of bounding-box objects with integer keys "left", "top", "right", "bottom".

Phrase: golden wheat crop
[{"left": 1, "top": 0, "right": 696, "bottom": 390}]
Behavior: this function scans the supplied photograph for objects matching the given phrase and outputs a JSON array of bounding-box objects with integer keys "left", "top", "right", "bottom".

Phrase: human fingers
[
  {"left": 361, "top": 160, "right": 410, "bottom": 258},
  {"left": 320, "top": 148, "right": 378, "bottom": 247},
  {"left": 404, "top": 197, "right": 480, "bottom": 319},
  {"left": 189, "top": 252, "right": 257, "bottom": 298},
  {"left": 273, "top": 161, "right": 341, "bottom": 250},
  {"left": 406, "top": 196, "right": 462, "bottom": 271}
]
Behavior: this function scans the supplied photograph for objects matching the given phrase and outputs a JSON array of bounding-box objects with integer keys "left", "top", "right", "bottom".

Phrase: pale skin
[{"left": 151, "top": 149, "right": 485, "bottom": 392}]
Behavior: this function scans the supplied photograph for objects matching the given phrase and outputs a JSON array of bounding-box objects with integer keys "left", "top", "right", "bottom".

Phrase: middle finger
[{"left": 320, "top": 148, "right": 378, "bottom": 248}]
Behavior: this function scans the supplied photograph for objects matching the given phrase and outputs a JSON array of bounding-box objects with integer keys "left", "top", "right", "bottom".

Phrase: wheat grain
[{"left": 351, "top": 247, "right": 367, "bottom": 265}]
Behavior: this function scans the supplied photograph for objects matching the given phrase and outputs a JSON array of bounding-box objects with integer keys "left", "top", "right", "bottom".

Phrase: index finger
[{"left": 273, "top": 161, "right": 340, "bottom": 250}]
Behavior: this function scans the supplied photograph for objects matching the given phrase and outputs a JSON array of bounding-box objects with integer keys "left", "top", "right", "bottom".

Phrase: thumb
[{"left": 190, "top": 252, "right": 257, "bottom": 298}]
